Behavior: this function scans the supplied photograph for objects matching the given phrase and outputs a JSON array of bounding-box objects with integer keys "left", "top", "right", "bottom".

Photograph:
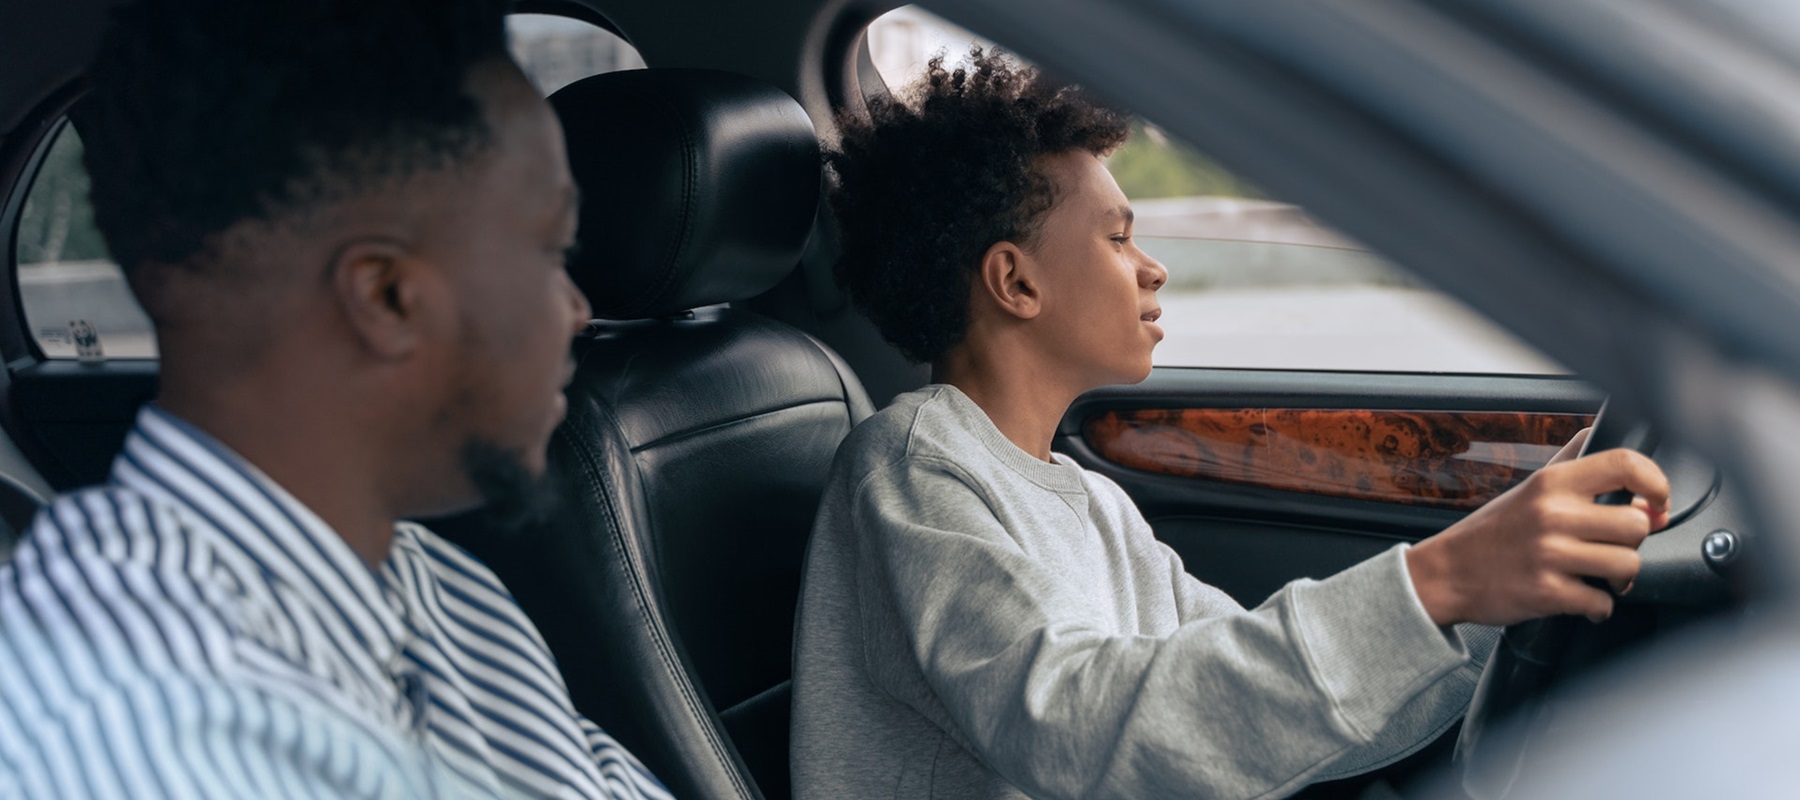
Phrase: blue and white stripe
[{"left": 0, "top": 405, "right": 672, "bottom": 799}]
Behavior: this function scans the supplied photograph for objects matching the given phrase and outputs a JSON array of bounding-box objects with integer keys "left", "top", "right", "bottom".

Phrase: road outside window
[{"left": 865, "top": 7, "right": 1563, "bottom": 374}]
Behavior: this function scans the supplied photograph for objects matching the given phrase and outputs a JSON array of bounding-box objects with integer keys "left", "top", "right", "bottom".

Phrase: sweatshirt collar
[{"left": 929, "top": 384, "right": 1085, "bottom": 494}]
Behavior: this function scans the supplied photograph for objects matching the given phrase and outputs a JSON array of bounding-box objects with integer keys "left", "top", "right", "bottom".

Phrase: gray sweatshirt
[{"left": 791, "top": 385, "right": 1497, "bottom": 800}]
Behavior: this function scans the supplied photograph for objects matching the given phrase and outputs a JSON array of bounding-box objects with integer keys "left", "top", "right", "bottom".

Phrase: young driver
[{"left": 791, "top": 49, "right": 1669, "bottom": 800}]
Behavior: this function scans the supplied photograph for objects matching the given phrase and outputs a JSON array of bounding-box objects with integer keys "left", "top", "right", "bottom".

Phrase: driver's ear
[
  {"left": 976, "top": 240, "right": 1042, "bottom": 321},
  {"left": 330, "top": 239, "right": 434, "bottom": 359}
]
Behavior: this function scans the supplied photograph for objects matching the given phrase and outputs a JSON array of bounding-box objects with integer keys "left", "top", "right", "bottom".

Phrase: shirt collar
[{"left": 109, "top": 404, "right": 410, "bottom": 661}]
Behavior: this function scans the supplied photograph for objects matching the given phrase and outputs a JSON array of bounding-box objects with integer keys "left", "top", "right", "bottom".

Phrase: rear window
[
  {"left": 507, "top": 13, "right": 645, "bottom": 95},
  {"left": 9, "top": 13, "right": 643, "bottom": 362},
  {"left": 15, "top": 124, "right": 154, "bottom": 360}
]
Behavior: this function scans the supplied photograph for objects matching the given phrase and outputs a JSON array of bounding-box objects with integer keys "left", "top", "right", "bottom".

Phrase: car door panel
[
  {"left": 1083, "top": 407, "right": 1589, "bottom": 510},
  {"left": 1146, "top": 517, "right": 1406, "bottom": 609},
  {"left": 6, "top": 361, "right": 155, "bottom": 490},
  {"left": 1056, "top": 368, "right": 1601, "bottom": 607}
]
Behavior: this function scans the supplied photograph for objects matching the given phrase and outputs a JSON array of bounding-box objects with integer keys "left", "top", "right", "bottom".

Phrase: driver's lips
[{"left": 1141, "top": 305, "right": 1164, "bottom": 341}]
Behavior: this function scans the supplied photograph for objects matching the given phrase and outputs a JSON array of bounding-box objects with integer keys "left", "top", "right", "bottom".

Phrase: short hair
[
  {"left": 826, "top": 47, "right": 1130, "bottom": 364},
  {"left": 80, "top": 0, "right": 510, "bottom": 274}
]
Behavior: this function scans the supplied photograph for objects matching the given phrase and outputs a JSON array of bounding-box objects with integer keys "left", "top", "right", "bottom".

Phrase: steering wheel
[{"left": 1453, "top": 399, "right": 1658, "bottom": 800}]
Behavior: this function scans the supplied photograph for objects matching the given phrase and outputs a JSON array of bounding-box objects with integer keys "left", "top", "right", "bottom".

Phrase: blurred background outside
[
  {"left": 13, "top": 8, "right": 1560, "bottom": 373},
  {"left": 868, "top": 6, "right": 1562, "bottom": 374}
]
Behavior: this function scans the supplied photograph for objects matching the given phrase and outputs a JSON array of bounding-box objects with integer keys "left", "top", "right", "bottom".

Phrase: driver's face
[{"left": 1021, "top": 150, "right": 1168, "bottom": 388}]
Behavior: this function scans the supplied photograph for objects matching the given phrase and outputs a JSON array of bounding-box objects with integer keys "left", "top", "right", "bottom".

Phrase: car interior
[
  {"left": 0, "top": 1, "right": 1762, "bottom": 799},
  {"left": 433, "top": 66, "right": 873, "bottom": 800}
]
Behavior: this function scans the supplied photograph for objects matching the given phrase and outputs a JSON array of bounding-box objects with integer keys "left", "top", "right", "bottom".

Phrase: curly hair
[
  {"left": 826, "top": 47, "right": 1130, "bottom": 364},
  {"left": 79, "top": 0, "right": 509, "bottom": 273}
]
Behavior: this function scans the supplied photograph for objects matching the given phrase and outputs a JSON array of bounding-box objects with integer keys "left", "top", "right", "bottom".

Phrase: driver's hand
[
  {"left": 1404, "top": 446, "right": 1671, "bottom": 627},
  {"left": 1547, "top": 429, "right": 1669, "bottom": 549}
]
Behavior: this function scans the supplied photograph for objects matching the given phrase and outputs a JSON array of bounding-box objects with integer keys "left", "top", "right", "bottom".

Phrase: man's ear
[
  {"left": 330, "top": 239, "right": 432, "bottom": 359},
  {"left": 975, "top": 240, "right": 1042, "bottom": 321}
]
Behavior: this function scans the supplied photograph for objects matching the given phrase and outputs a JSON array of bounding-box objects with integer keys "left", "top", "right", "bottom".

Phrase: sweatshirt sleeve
[{"left": 855, "top": 457, "right": 1482, "bottom": 800}]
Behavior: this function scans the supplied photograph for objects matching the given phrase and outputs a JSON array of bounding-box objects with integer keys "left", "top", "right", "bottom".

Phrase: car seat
[{"left": 434, "top": 68, "right": 871, "bottom": 800}]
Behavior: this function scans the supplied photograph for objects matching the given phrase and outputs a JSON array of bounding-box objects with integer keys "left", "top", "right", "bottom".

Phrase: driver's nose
[{"left": 1138, "top": 250, "right": 1168, "bottom": 291}]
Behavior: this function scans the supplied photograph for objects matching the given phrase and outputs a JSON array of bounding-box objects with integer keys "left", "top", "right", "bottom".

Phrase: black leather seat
[{"left": 435, "top": 69, "right": 870, "bottom": 800}]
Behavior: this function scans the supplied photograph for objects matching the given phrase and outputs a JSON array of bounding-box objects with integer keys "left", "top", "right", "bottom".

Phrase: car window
[
  {"left": 14, "top": 123, "right": 154, "bottom": 360},
  {"left": 865, "top": 6, "right": 1565, "bottom": 375},
  {"left": 8, "top": 13, "right": 640, "bottom": 363},
  {"left": 507, "top": 13, "right": 645, "bottom": 95}
]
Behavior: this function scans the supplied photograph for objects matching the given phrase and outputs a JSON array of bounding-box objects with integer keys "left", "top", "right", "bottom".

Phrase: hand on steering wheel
[{"left": 1452, "top": 399, "right": 1664, "bottom": 800}]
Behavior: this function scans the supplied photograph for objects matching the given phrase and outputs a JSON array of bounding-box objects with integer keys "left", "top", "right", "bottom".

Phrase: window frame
[
  {"left": 511, "top": 0, "right": 637, "bottom": 46},
  {"left": 506, "top": 7, "right": 649, "bottom": 97},
  {"left": 9, "top": 111, "right": 161, "bottom": 364},
  {"left": 2, "top": 84, "right": 95, "bottom": 366}
]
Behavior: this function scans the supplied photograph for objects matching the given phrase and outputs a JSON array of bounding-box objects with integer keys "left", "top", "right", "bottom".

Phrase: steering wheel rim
[{"left": 1453, "top": 398, "right": 1658, "bottom": 800}]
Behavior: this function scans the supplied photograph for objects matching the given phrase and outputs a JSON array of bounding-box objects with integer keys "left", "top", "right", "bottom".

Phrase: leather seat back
[{"left": 435, "top": 69, "right": 868, "bottom": 800}]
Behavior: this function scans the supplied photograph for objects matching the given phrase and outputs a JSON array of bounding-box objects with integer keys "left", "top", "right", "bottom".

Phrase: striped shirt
[{"left": 0, "top": 406, "right": 672, "bottom": 799}]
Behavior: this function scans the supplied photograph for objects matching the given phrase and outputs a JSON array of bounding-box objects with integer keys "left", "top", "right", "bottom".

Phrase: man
[
  {"left": 0, "top": 0, "right": 668, "bottom": 796},
  {"left": 790, "top": 49, "right": 1670, "bottom": 799}
]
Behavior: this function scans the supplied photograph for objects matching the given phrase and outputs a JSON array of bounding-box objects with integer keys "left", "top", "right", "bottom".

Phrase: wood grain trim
[{"left": 1083, "top": 409, "right": 1592, "bottom": 510}]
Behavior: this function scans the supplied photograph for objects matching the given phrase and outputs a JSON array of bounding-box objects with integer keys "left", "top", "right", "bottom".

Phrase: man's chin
[{"left": 460, "top": 438, "right": 560, "bottom": 530}]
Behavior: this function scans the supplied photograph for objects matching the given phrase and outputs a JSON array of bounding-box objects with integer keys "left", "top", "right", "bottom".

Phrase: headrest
[{"left": 549, "top": 69, "right": 820, "bottom": 319}]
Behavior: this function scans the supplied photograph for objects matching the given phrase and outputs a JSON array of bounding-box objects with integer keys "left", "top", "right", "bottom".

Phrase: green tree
[
  {"left": 17, "top": 127, "right": 111, "bottom": 265},
  {"left": 1106, "top": 119, "right": 1260, "bottom": 200}
]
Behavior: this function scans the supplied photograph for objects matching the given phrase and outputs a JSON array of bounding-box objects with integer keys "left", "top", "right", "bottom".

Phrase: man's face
[
  {"left": 1021, "top": 150, "right": 1169, "bottom": 387},
  {"left": 415, "top": 61, "right": 589, "bottom": 516}
]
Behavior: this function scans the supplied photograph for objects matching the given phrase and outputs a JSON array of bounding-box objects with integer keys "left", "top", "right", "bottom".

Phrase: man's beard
[{"left": 459, "top": 438, "right": 560, "bottom": 530}]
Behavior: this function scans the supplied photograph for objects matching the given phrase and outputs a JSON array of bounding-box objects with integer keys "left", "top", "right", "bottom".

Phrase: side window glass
[
  {"left": 864, "top": 7, "right": 1564, "bottom": 375},
  {"left": 15, "top": 124, "right": 155, "bottom": 360},
  {"left": 8, "top": 15, "right": 640, "bottom": 363},
  {"left": 507, "top": 13, "right": 645, "bottom": 95}
]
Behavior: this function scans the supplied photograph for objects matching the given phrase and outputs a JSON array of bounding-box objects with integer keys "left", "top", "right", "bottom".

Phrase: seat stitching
[
  {"left": 628, "top": 398, "right": 843, "bottom": 454},
  {"left": 570, "top": 401, "right": 759, "bottom": 799}
]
